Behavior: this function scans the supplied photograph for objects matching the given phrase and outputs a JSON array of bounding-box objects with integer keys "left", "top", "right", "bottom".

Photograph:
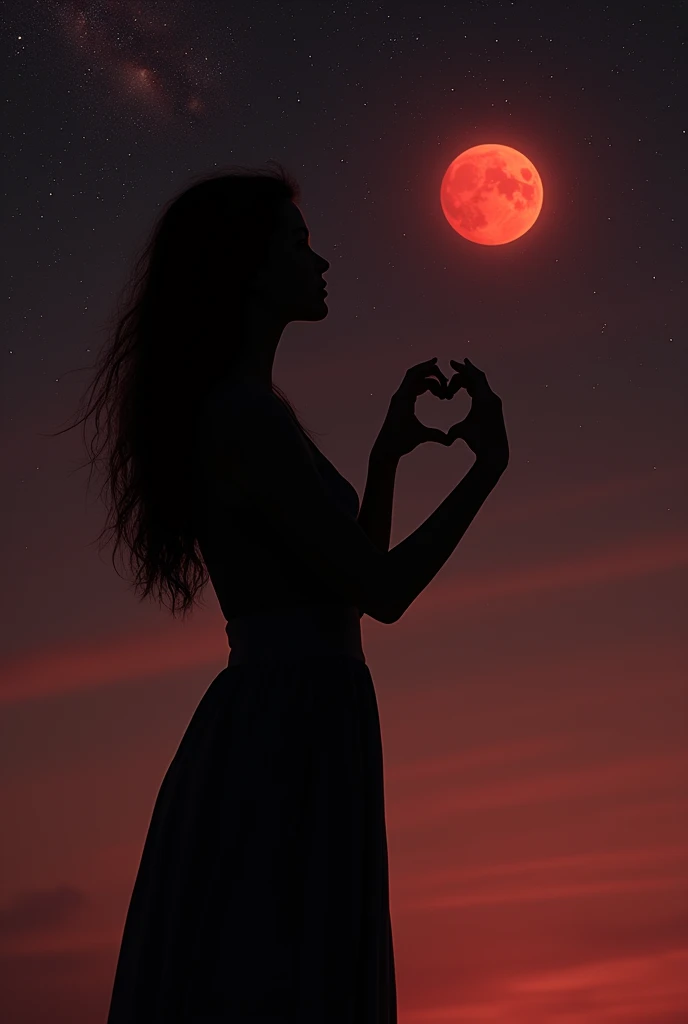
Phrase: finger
[
  {"left": 423, "top": 428, "right": 450, "bottom": 445},
  {"left": 426, "top": 379, "right": 446, "bottom": 398},
  {"left": 430, "top": 363, "right": 449, "bottom": 386},
  {"left": 456, "top": 357, "right": 487, "bottom": 380},
  {"left": 426, "top": 366, "right": 449, "bottom": 393},
  {"left": 402, "top": 360, "right": 434, "bottom": 390},
  {"left": 446, "top": 417, "right": 467, "bottom": 441},
  {"left": 445, "top": 370, "right": 466, "bottom": 399},
  {"left": 407, "top": 367, "right": 449, "bottom": 398},
  {"left": 407, "top": 356, "right": 441, "bottom": 374},
  {"left": 405, "top": 357, "right": 448, "bottom": 377},
  {"left": 450, "top": 357, "right": 481, "bottom": 369},
  {"left": 402, "top": 361, "right": 439, "bottom": 394},
  {"left": 407, "top": 361, "right": 447, "bottom": 384},
  {"left": 449, "top": 359, "right": 488, "bottom": 397}
]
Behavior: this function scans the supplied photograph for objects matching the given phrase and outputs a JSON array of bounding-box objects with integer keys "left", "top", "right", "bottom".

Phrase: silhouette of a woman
[{"left": 51, "top": 163, "right": 508, "bottom": 1022}]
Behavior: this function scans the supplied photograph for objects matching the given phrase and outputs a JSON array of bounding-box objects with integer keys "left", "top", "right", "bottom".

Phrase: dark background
[{"left": 2, "top": 3, "right": 687, "bottom": 1021}]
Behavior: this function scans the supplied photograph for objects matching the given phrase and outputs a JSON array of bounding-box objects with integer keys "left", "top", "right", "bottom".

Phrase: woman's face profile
[{"left": 250, "top": 200, "right": 331, "bottom": 325}]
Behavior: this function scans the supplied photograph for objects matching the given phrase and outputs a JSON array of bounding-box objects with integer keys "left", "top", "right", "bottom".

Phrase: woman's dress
[{"left": 106, "top": 424, "right": 397, "bottom": 1023}]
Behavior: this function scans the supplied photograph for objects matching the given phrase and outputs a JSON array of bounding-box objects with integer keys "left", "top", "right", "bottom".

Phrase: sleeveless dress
[{"left": 105, "top": 429, "right": 397, "bottom": 1023}]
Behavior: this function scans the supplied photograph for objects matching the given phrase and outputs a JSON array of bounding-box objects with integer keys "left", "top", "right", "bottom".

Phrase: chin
[
  {"left": 304, "top": 300, "right": 329, "bottom": 321},
  {"left": 290, "top": 295, "right": 329, "bottom": 323}
]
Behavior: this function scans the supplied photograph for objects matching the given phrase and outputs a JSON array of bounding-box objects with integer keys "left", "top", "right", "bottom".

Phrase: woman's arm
[{"left": 356, "top": 443, "right": 400, "bottom": 555}]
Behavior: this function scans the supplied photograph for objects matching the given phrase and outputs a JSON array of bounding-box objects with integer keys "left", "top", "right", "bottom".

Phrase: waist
[{"left": 225, "top": 604, "right": 365, "bottom": 666}]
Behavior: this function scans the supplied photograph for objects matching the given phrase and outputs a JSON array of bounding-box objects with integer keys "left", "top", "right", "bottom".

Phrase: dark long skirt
[{"left": 106, "top": 653, "right": 396, "bottom": 1023}]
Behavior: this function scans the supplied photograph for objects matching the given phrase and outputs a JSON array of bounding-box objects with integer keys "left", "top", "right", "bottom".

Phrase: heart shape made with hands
[
  {"left": 421, "top": 358, "right": 472, "bottom": 446},
  {"left": 381, "top": 355, "right": 478, "bottom": 457}
]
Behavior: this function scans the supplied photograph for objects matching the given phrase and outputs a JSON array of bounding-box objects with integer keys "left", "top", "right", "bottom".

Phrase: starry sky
[{"left": 2, "top": 1, "right": 687, "bottom": 1021}]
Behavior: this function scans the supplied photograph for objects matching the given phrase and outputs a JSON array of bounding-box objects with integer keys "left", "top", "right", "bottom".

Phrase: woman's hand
[
  {"left": 374, "top": 357, "right": 452, "bottom": 460},
  {"left": 444, "top": 358, "right": 509, "bottom": 470}
]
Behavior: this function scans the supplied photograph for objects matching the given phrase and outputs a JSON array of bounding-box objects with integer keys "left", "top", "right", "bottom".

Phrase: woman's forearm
[
  {"left": 356, "top": 444, "right": 400, "bottom": 554},
  {"left": 383, "top": 457, "right": 506, "bottom": 623}
]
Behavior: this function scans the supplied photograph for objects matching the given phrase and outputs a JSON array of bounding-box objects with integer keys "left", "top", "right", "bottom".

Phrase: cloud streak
[{"left": 2, "top": 527, "right": 686, "bottom": 705}]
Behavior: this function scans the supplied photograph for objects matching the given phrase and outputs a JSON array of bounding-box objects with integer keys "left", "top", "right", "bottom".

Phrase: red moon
[{"left": 440, "top": 144, "right": 543, "bottom": 245}]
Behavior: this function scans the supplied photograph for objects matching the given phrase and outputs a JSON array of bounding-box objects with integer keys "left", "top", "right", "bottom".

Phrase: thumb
[
  {"left": 446, "top": 419, "right": 466, "bottom": 443},
  {"left": 425, "top": 428, "right": 451, "bottom": 445}
]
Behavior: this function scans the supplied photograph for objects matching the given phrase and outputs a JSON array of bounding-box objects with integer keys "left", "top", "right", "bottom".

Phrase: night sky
[{"left": 2, "top": 2, "right": 687, "bottom": 1021}]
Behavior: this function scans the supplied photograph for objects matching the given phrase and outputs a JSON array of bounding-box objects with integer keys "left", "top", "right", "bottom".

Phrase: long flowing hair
[{"left": 44, "top": 162, "right": 322, "bottom": 620}]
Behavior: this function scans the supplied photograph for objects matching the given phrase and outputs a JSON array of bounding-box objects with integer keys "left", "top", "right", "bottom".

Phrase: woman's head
[
  {"left": 244, "top": 194, "right": 330, "bottom": 333},
  {"left": 140, "top": 165, "right": 330, "bottom": 377},
  {"left": 45, "top": 161, "right": 325, "bottom": 619}
]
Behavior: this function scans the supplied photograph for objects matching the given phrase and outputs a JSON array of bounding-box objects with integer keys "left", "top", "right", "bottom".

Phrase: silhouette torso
[{"left": 192, "top": 379, "right": 360, "bottom": 620}]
